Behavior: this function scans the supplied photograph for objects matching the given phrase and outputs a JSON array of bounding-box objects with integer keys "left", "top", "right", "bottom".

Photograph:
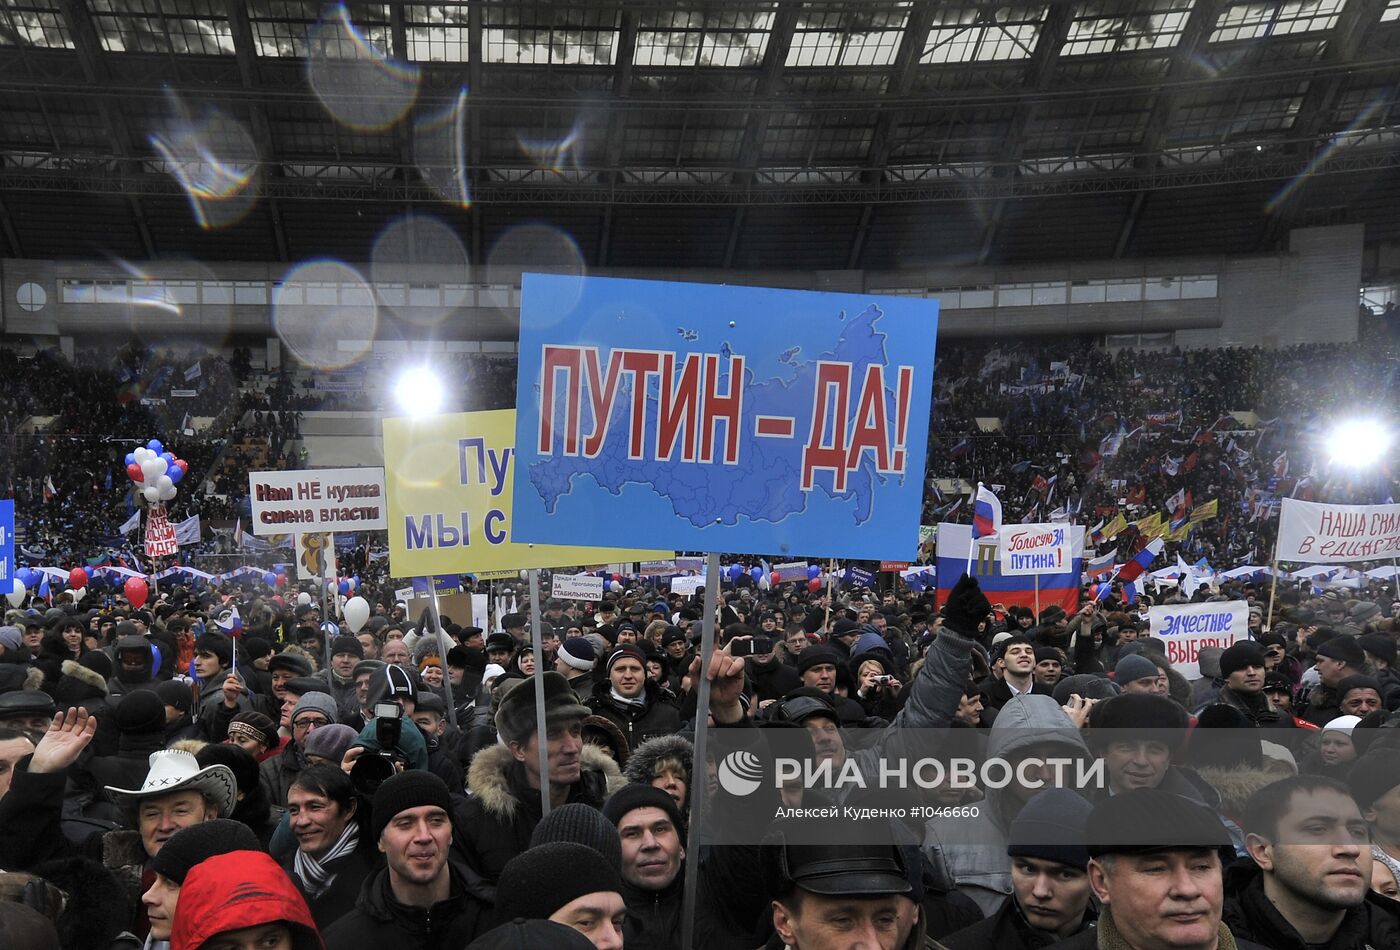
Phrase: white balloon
[
  {"left": 343, "top": 595, "right": 370, "bottom": 633},
  {"left": 141, "top": 459, "right": 163, "bottom": 481},
  {"left": 143, "top": 486, "right": 159, "bottom": 503},
  {"left": 296, "top": 592, "right": 312, "bottom": 606},
  {"left": 158, "top": 485, "right": 176, "bottom": 501},
  {"left": 157, "top": 474, "right": 173, "bottom": 491},
  {"left": 5, "top": 579, "right": 23, "bottom": 608}
]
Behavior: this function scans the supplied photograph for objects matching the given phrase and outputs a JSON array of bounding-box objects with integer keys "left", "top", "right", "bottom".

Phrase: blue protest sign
[
  {"left": 843, "top": 566, "right": 876, "bottom": 589},
  {"left": 0, "top": 501, "right": 11, "bottom": 585},
  {"left": 512, "top": 275, "right": 938, "bottom": 559}
]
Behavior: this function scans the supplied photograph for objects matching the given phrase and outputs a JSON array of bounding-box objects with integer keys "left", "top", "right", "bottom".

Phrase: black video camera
[{"left": 350, "top": 701, "right": 407, "bottom": 794}]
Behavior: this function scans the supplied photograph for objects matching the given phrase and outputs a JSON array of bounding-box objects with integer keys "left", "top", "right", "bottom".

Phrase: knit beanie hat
[
  {"left": 227, "top": 710, "right": 277, "bottom": 751},
  {"left": 115, "top": 688, "right": 167, "bottom": 735},
  {"left": 1336, "top": 674, "right": 1383, "bottom": 702},
  {"left": 797, "top": 645, "right": 842, "bottom": 675},
  {"left": 1317, "top": 636, "right": 1366, "bottom": 668},
  {"left": 1006, "top": 788, "right": 1092, "bottom": 870},
  {"left": 530, "top": 802, "right": 623, "bottom": 870},
  {"left": 602, "top": 784, "right": 685, "bottom": 836},
  {"left": 605, "top": 645, "right": 647, "bottom": 676},
  {"left": 370, "top": 770, "right": 453, "bottom": 842},
  {"left": 557, "top": 637, "right": 596, "bottom": 672},
  {"left": 156, "top": 679, "right": 195, "bottom": 714},
  {"left": 241, "top": 637, "right": 272, "bottom": 661},
  {"left": 1113, "top": 653, "right": 1159, "bottom": 684},
  {"left": 466, "top": 920, "right": 596, "bottom": 950},
  {"left": 302, "top": 723, "right": 360, "bottom": 764},
  {"left": 1323, "top": 715, "right": 1362, "bottom": 736},
  {"left": 0, "top": 626, "right": 20, "bottom": 651},
  {"left": 1033, "top": 646, "right": 1061, "bottom": 665},
  {"left": 331, "top": 635, "right": 364, "bottom": 659},
  {"left": 149, "top": 819, "right": 260, "bottom": 884},
  {"left": 1358, "top": 634, "right": 1397, "bottom": 667},
  {"left": 1218, "top": 642, "right": 1266, "bottom": 679},
  {"left": 1350, "top": 750, "right": 1400, "bottom": 809},
  {"left": 494, "top": 843, "right": 623, "bottom": 923},
  {"left": 290, "top": 691, "right": 339, "bottom": 725}
]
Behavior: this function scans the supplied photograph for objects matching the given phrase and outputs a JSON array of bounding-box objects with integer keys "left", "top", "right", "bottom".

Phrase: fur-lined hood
[
  {"left": 60, "top": 659, "right": 108, "bottom": 694},
  {"left": 466, "top": 742, "right": 623, "bottom": 822},
  {"left": 1196, "top": 763, "right": 1293, "bottom": 820},
  {"left": 623, "top": 733, "right": 693, "bottom": 785}
]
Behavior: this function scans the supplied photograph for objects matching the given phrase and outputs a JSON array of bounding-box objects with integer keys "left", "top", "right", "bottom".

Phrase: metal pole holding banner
[
  {"left": 527, "top": 569, "right": 552, "bottom": 819},
  {"left": 1034, "top": 573, "right": 1040, "bottom": 617},
  {"left": 1264, "top": 557, "right": 1281, "bottom": 633},
  {"left": 423, "top": 581, "right": 458, "bottom": 729},
  {"left": 681, "top": 552, "right": 721, "bottom": 950}
]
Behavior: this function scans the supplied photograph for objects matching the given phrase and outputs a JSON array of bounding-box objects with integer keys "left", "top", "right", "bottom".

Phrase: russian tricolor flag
[
  {"left": 1116, "top": 538, "right": 1164, "bottom": 584},
  {"left": 936, "top": 522, "right": 1084, "bottom": 614},
  {"left": 973, "top": 485, "right": 1002, "bottom": 539},
  {"left": 1085, "top": 551, "right": 1115, "bottom": 578}
]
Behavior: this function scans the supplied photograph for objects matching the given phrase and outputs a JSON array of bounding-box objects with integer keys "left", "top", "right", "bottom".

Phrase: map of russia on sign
[{"left": 511, "top": 274, "right": 938, "bottom": 559}]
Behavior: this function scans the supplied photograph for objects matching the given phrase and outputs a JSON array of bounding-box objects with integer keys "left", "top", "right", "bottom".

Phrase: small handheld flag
[{"left": 972, "top": 485, "right": 1002, "bottom": 540}]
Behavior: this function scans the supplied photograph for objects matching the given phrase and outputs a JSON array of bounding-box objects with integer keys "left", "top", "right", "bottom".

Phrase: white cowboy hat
[{"left": 104, "top": 749, "right": 237, "bottom": 818}]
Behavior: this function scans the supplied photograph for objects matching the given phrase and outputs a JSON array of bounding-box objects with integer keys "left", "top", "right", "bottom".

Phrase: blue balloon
[
  {"left": 750, "top": 566, "right": 763, "bottom": 582},
  {"left": 806, "top": 564, "right": 821, "bottom": 580},
  {"left": 147, "top": 439, "right": 163, "bottom": 453},
  {"left": 338, "top": 580, "right": 350, "bottom": 595},
  {"left": 150, "top": 643, "right": 162, "bottom": 673},
  {"left": 169, "top": 466, "right": 184, "bottom": 484},
  {"left": 124, "top": 453, "right": 136, "bottom": 466},
  {"left": 263, "top": 572, "right": 277, "bottom": 587},
  {"left": 18, "top": 569, "right": 37, "bottom": 587}
]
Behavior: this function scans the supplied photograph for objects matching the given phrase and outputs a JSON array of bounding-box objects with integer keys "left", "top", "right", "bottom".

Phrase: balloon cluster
[{"left": 125, "top": 440, "right": 187, "bottom": 505}]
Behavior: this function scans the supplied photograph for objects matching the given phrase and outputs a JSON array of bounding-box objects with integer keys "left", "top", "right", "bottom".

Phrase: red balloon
[
  {"left": 611, "top": 573, "right": 622, "bottom": 582},
  {"left": 807, "top": 578, "right": 822, "bottom": 593},
  {"left": 68, "top": 567, "right": 88, "bottom": 589},
  {"left": 771, "top": 572, "right": 782, "bottom": 586},
  {"left": 275, "top": 574, "right": 288, "bottom": 588},
  {"left": 175, "top": 459, "right": 188, "bottom": 474},
  {"left": 126, "top": 462, "right": 143, "bottom": 483},
  {"left": 124, "top": 577, "right": 148, "bottom": 609}
]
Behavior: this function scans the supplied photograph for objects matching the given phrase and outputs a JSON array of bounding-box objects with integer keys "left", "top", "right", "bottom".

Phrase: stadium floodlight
[
  {"left": 1325, "top": 418, "right": 1393, "bottom": 469},
  {"left": 394, "top": 365, "right": 445, "bottom": 416}
]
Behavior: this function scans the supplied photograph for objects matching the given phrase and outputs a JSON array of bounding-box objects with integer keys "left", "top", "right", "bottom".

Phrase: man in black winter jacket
[
  {"left": 585, "top": 645, "right": 681, "bottom": 748},
  {"left": 603, "top": 785, "right": 685, "bottom": 950},
  {"left": 322, "top": 771, "right": 485, "bottom": 950},
  {"left": 1223, "top": 775, "right": 1400, "bottom": 950},
  {"left": 944, "top": 789, "right": 1097, "bottom": 950}
]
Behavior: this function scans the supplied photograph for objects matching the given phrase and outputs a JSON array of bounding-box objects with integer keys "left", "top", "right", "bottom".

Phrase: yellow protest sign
[{"left": 383, "top": 410, "right": 671, "bottom": 576}]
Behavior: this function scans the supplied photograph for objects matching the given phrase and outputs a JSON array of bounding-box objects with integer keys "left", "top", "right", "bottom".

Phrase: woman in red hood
[{"left": 171, "top": 850, "right": 323, "bottom": 950}]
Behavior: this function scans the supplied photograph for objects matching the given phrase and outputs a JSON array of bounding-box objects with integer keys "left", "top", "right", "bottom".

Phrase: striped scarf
[{"left": 292, "top": 822, "right": 359, "bottom": 899}]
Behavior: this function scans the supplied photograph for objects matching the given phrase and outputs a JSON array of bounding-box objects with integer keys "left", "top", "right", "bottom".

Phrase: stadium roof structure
[{"left": 1, "top": 0, "right": 1399, "bottom": 271}]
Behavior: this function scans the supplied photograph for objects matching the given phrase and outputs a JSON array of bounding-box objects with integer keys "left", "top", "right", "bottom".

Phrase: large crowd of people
[
  {"left": 0, "top": 557, "right": 1396, "bottom": 948},
  {"left": 0, "top": 334, "right": 1398, "bottom": 948}
]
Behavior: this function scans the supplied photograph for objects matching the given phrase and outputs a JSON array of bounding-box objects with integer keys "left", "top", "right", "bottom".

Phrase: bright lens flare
[
  {"left": 1326, "top": 420, "right": 1393, "bottom": 469},
  {"left": 396, "top": 367, "right": 445, "bottom": 416}
]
